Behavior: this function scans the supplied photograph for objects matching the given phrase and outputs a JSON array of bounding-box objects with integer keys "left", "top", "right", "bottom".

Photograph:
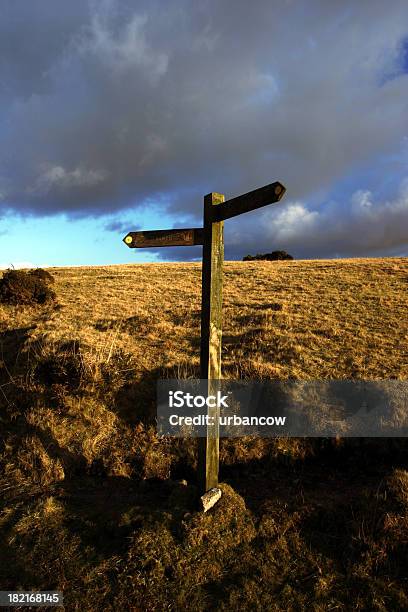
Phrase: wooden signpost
[{"left": 123, "top": 180, "right": 286, "bottom": 495}]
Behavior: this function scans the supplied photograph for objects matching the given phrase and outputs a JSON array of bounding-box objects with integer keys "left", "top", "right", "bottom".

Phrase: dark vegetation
[
  {"left": 243, "top": 250, "right": 294, "bottom": 261},
  {"left": 0, "top": 268, "right": 55, "bottom": 305},
  {"left": 29, "top": 268, "right": 55, "bottom": 284}
]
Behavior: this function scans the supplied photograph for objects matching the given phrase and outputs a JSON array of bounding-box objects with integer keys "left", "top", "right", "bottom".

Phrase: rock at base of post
[{"left": 200, "top": 487, "right": 222, "bottom": 512}]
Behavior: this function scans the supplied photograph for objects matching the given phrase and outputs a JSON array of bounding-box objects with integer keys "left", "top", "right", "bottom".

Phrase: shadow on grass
[
  {"left": 109, "top": 361, "right": 201, "bottom": 427},
  {"left": 0, "top": 326, "right": 36, "bottom": 378}
]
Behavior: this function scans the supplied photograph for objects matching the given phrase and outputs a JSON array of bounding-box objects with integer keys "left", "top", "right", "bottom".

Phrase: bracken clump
[{"left": 0, "top": 268, "right": 56, "bottom": 305}]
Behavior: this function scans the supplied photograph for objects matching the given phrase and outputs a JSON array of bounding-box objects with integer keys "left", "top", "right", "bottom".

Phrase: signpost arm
[
  {"left": 199, "top": 192, "right": 225, "bottom": 495},
  {"left": 212, "top": 181, "right": 285, "bottom": 222}
]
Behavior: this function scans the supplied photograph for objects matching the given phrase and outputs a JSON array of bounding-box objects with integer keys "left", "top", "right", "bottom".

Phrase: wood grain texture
[
  {"left": 123, "top": 228, "right": 204, "bottom": 248},
  {"left": 212, "top": 181, "right": 286, "bottom": 222}
]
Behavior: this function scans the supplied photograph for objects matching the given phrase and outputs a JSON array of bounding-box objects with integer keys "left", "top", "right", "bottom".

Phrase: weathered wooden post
[
  {"left": 198, "top": 192, "right": 225, "bottom": 493},
  {"left": 123, "top": 180, "right": 286, "bottom": 497}
]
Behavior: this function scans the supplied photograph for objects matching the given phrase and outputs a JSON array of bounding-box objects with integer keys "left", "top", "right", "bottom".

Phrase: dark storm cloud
[{"left": 1, "top": 0, "right": 408, "bottom": 257}]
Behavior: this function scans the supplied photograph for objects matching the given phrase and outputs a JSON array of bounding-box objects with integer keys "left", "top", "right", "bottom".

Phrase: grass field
[{"left": 1, "top": 258, "right": 408, "bottom": 610}]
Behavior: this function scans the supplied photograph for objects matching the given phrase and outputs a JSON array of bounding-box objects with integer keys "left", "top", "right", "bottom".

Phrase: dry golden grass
[
  {"left": 8, "top": 257, "right": 406, "bottom": 379},
  {"left": 0, "top": 257, "right": 407, "bottom": 610}
]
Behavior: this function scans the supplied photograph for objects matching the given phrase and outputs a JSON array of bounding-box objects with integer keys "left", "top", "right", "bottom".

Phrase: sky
[{"left": 0, "top": 0, "right": 407, "bottom": 268}]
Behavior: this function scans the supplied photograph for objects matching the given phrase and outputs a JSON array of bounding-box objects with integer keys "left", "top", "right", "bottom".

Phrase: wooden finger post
[{"left": 123, "top": 180, "right": 286, "bottom": 495}]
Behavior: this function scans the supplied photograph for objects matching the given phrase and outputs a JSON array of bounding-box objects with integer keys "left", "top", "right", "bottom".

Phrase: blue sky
[
  {"left": 0, "top": 209, "right": 162, "bottom": 268},
  {"left": 0, "top": 1, "right": 407, "bottom": 268}
]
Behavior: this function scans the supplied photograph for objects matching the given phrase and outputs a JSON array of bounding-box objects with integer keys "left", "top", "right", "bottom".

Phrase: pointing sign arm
[
  {"left": 123, "top": 228, "right": 204, "bottom": 248},
  {"left": 211, "top": 181, "right": 286, "bottom": 222}
]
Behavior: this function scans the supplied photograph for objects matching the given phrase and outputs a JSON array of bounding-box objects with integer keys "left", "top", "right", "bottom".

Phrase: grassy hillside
[{"left": 1, "top": 258, "right": 407, "bottom": 610}]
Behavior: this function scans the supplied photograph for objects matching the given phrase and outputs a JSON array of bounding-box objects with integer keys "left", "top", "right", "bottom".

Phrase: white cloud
[
  {"left": 81, "top": 10, "right": 169, "bottom": 83},
  {"left": 351, "top": 190, "right": 373, "bottom": 210},
  {"left": 29, "top": 165, "right": 108, "bottom": 195},
  {"left": 264, "top": 203, "right": 319, "bottom": 242}
]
